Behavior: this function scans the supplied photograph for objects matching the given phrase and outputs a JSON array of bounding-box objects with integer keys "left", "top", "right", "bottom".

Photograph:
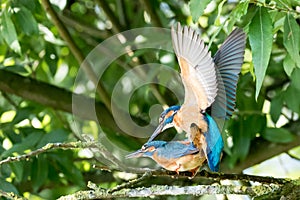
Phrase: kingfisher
[
  {"left": 147, "top": 23, "right": 246, "bottom": 172},
  {"left": 126, "top": 140, "right": 206, "bottom": 177}
]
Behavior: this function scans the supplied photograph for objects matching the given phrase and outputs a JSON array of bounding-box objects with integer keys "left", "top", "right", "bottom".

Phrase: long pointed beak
[
  {"left": 147, "top": 122, "right": 164, "bottom": 142},
  {"left": 126, "top": 149, "right": 144, "bottom": 159}
]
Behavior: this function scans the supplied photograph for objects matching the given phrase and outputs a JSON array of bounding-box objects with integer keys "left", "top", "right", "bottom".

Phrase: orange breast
[{"left": 152, "top": 151, "right": 206, "bottom": 172}]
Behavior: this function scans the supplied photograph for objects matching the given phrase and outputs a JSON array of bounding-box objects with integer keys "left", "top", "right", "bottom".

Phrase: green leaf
[
  {"left": 45, "top": 42, "right": 58, "bottom": 76},
  {"left": 284, "top": 14, "right": 300, "bottom": 68},
  {"left": 9, "top": 162, "right": 24, "bottom": 183},
  {"left": 249, "top": 7, "right": 273, "bottom": 100},
  {"left": 215, "top": 0, "right": 226, "bottom": 26},
  {"left": 228, "top": 0, "right": 250, "bottom": 31},
  {"left": 1, "top": 9, "right": 21, "bottom": 53},
  {"left": 283, "top": 54, "right": 296, "bottom": 76},
  {"left": 284, "top": 84, "right": 300, "bottom": 113},
  {"left": 37, "top": 129, "right": 69, "bottom": 148},
  {"left": 31, "top": 155, "right": 48, "bottom": 192},
  {"left": 13, "top": 6, "right": 39, "bottom": 35},
  {"left": 12, "top": 107, "right": 33, "bottom": 124},
  {"left": 1, "top": 131, "right": 44, "bottom": 157},
  {"left": 262, "top": 128, "right": 295, "bottom": 143},
  {"left": 189, "top": 0, "right": 210, "bottom": 22},
  {"left": 0, "top": 178, "right": 19, "bottom": 194},
  {"left": 228, "top": 114, "right": 266, "bottom": 167},
  {"left": 290, "top": 67, "right": 300, "bottom": 91},
  {"left": 270, "top": 93, "right": 283, "bottom": 123},
  {"left": 49, "top": 151, "right": 85, "bottom": 186}
]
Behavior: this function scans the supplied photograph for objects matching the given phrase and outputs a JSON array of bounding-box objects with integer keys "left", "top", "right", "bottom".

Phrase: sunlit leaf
[
  {"left": 1, "top": 131, "right": 44, "bottom": 157},
  {"left": 12, "top": 107, "right": 33, "bottom": 124},
  {"left": 189, "top": 0, "right": 210, "bottom": 22},
  {"left": 283, "top": 14, "right": 300, "bottom": 67},
  {"left": 249, "top": 7, "right": 272, "bottom": 100},
  {"left": 262, "top": 128, "right": 295, "bottom": 143},
  {"left": 228, "top": 1, "right": 250, "bottom": 31},
  {"left": 13, "top": 6, "right": 38, "bottom": 35},
  {"left": 215, "top": 0, "right": 226, "bottom": 26},
  {"left": 1, "top": 9, "right": 21, "bottom": 53}
]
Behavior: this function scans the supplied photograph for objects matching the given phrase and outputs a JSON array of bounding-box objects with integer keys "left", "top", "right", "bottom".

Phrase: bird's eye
[{"left": 141, "top": 144, "right": 147, "bottom": 150}]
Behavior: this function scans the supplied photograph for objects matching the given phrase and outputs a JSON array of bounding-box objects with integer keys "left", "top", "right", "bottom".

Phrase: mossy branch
[{"left": 58, "top": 182, "right": 283, "bottom": 199}]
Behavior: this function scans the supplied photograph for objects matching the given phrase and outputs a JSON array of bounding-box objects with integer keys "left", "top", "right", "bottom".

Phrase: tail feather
[{"left": 204, "top": 114, "right": 224, "bottom": 172}]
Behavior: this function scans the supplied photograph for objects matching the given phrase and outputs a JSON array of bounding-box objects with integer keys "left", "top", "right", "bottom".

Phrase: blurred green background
[{"left": 0, "top": 0, "right": 300, "bottom": 199}]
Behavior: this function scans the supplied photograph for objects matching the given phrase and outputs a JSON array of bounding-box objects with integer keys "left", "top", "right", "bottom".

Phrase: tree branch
[
  {"left": 140, "top": 0, "right": 163, "bottom": 27},
  {"left": 251, "top": 0, "right": 300, "bottom": 17},
  {"left": 0, "top": 189, "right": 26, "bottom": 200},
  {"left": 95, "top": 0, "right": 124, "bottom": 33},
  {"left": 0, "top": 69, "right": 124, "bottom": 135},
  {"left": 60, "top": 11, "right": 110, "bottom": 39},
  {"left": 40, "top": 0, "right": 111, "bottom": 111},
  {"left": 58, "top": 182, "right": 282, "bottom": 199},
  {"left": 0, "top": 142, "right": 90, "bottom": 166}
]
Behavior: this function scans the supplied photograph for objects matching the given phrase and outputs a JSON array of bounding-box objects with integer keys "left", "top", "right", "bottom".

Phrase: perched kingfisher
[
  {"left": 147, "top": 23, "right": 246, "bottom": 172},
  {"left": 126, "top": 140, "right": 206, "bottom": 176}
]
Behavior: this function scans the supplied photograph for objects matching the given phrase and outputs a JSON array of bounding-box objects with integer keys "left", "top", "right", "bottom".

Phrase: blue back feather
[
  {"left": 204, "top": 114, "right": 224, "bottom": 172},
  {"left": 154, "top": 141, "right": 199, "bottom": 159}
]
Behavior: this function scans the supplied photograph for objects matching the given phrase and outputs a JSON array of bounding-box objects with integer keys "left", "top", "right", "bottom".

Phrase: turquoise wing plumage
[
  {"left": 157, "top": 141, "right": 199, "bottom": 159},
  {"left": 204, "top": 114, "right": 224, "bottom": 172}
]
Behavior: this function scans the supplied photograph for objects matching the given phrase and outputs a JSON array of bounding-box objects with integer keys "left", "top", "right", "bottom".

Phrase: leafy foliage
[{"left": 0, "top": 0, "right": 299, "bottom": 199}]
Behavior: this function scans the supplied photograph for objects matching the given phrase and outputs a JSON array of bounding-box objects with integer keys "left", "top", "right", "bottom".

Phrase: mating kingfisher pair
[{"left": 127, "top": 23, "right": 246, "bottom": 176}]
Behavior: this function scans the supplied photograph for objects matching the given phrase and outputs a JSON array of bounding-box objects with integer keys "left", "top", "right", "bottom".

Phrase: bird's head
[
  {"left": 126, "top": 141, "right": 167, "bottom": 158},
  {"left": 147, "top": 105, "right": 181, "bottom": 142}
]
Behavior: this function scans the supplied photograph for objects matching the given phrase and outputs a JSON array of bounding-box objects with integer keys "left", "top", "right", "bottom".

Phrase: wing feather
[
  {"left": 212, "top": 28, "right": 246, "bottom": 119},
  {"left": 171, "top": 23, "right": 217, "bottom": 110}
]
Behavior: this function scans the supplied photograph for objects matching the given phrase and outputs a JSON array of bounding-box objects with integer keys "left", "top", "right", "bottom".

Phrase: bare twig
[
  {"left": 251, "top": 0, "right": 300, "bottom": 18},
  {"left": 40, "top": 0, "right": 111, "bottom": 111},
  {"left": 0, "top": 142, "right": 92, "bottom": 166},
  {"left": 108, "top": 172, "right": 152, "bottom": 193}
]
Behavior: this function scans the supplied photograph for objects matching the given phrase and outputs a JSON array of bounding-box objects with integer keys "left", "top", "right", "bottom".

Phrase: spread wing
[
  {"left": 171, "top": 23, "right": 217, "bottom": 111},
  {"left": 211, "top": 28, "right": 246, "bottom": 119}
]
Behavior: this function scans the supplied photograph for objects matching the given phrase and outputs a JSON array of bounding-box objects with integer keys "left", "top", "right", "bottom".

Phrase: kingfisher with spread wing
[{"left": 147, "top": 24, "right": 246, "bottom": 172}]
